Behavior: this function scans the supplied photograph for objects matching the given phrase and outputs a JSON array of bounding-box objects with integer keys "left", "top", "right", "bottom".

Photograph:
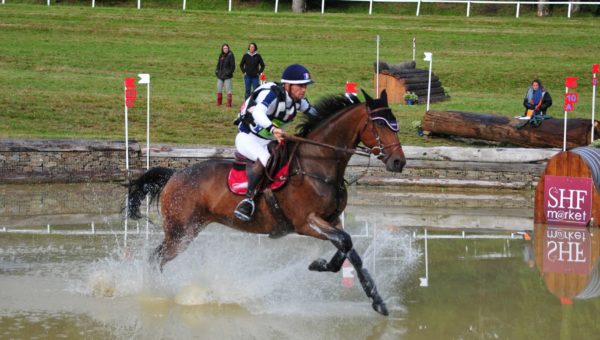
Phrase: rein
[{"left": 285, "top": 135, "right": 372, "bottom": 157}]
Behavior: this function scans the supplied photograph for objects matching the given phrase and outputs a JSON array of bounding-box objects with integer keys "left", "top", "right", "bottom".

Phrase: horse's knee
[{"left": 331, "top": 230, "right": 353, "bottom": 253}]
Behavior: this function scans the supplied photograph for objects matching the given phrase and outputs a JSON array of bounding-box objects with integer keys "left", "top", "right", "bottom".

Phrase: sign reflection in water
[{"left": 534, "top": 223, "right": 600, "bottom": 304}]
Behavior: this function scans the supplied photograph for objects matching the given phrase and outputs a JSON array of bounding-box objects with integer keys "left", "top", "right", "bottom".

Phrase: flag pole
[
  {"left": 376, "top": 34, "right": 380, "bottom": 98},
  {"left": 564, "top": 85, "right": 568, "bottom": 151},
  {"left": 123, "top": 80, "right": 130, "bottom": 173},
  {"left": 592, "top": 65, "right": 598, "bottom": 142},
  {"left": 424, "top": 52, "right": 433, "bottom": 112}
]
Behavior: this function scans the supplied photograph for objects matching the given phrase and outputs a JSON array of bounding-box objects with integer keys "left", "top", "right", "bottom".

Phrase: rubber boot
[
  {"left": 234, "top": 161, "right": 265, "bottom": 221},
  {"left": 226, "top": 94, "right": 233, "bottom": 108},
  {"left": 216, "top": 93, "right": 223, "bottom": 106}
]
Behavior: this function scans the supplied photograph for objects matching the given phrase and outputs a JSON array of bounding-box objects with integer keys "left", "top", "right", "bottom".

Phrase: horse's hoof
[
  {"left": 308, "top": 258, "right": 329, "bottom": 272},
  {"left": 372, "top": 300, "right": 389, "bottom": 316}
]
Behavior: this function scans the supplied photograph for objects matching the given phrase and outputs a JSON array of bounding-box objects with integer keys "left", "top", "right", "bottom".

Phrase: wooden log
[
  {"left": 421, "top": 110, "right": 600, "bottom": 149},
  {"left": 420, "top": 94, "right": 450, "bottom": 103},
  {"left": 385, "top": 68, "right": 429, "bottom": 76},
  {"left": 382, "top": 71, "right": 440, "bottom": 83},
  {"left": 405, "top": 81, "right": 442, "bottom": 91},
  {"left": 413, "top": 87, "right": 445, "bottom": 97}
]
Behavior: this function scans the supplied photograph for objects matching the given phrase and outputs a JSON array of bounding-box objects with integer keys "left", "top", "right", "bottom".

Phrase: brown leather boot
[
  {"left": 216, "top": 93, "right": 223, "bottom": 106},
  {"left": 226, "top": 94, "right": 232, "bottom": 108}
]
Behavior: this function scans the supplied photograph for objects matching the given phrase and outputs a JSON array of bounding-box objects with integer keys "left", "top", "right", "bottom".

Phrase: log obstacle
[
  {"left": 534, "top": 147, "right": 600, "bottom": 228},
  {"left": 374, "top": 61, "right": 449, "bottom": 104},
  {"left": 421, "top": 110, "right": 600, "bottom": 148}
]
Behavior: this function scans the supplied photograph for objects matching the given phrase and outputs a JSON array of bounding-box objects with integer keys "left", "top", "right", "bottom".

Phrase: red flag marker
[
  {"left": 124, "top": 78, "right": 137, "bottom": 108},
  {"left": 259, "top": 73, "right": 266, "bottom": 81},
  {"left": 565, "top": 77, "right": 578, "bottom": 89},
  {"left": 593, "top": 64, "right": 599, "bottom": 74},
  {"left": 345, "top": 82, "right": 358, "bottom": 94}
]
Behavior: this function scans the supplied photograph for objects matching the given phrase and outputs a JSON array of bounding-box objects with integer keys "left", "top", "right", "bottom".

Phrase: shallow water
[{"left": 1, "top": 183, "right": 599, "bottom": 339}]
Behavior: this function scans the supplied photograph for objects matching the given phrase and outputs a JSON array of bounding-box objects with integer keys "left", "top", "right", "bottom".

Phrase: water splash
[{"left": 74, "top": 227, "right": 420, "bottom": 317}]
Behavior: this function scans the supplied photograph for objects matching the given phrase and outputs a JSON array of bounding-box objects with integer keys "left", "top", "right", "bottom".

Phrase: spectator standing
[
  {"left": 239, "top": 42, "right": 265, "bottom": 99},
  {"left": 215, "top": 43, "right": 235, "bottom": 107}
]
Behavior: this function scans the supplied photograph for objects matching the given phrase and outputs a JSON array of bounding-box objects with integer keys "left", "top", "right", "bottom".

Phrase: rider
[{"left": 233, "top": 64, "right": 317, "bottom": 221}]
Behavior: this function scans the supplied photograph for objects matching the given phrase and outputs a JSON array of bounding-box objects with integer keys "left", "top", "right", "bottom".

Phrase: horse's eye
[{"left": 375, "top": 120, "right": 385, "bottom": 128}]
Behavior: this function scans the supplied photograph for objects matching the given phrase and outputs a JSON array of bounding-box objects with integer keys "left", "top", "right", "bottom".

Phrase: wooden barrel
[{"left": 534, "top": 147, "right": 600, "bottom": 227}]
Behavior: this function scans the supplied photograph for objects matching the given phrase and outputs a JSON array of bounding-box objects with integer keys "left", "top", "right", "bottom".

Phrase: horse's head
[{"left": 359, "top": 90, "right": 406, "bottom": 172}]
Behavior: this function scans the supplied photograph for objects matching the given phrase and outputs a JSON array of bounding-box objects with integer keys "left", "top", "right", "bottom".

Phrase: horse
[{"left": 127, "top": 90, "right": 406, "bottom": 316}]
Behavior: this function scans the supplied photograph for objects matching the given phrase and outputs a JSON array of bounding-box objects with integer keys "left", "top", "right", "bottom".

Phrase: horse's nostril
[{"left": 393, "top": 158, "right": 405, "bottom": 171}]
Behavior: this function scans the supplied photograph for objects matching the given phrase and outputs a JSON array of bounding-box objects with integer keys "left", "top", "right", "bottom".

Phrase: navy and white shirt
[{"left": 239, "top": 82, "right": 316, "bottom": 138}]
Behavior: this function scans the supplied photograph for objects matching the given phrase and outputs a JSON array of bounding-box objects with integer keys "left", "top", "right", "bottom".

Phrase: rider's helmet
[{"left": 281, "top": 64, "right": 314, "bottom": 85}]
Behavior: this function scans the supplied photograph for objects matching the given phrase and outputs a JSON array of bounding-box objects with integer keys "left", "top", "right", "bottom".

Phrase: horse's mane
[{"left": 296, "top": 94, "right": 359, "bottom": 137}]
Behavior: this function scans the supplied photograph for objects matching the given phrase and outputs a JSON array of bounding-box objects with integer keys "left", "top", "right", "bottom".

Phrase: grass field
[{"left": 1, "top": 3, "right": 599, "bottom": 146}]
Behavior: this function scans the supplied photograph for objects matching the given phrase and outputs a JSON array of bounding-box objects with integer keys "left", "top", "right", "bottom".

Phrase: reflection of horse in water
[{"left": 128, "top": 90, "right": 406, "bottom": 315}]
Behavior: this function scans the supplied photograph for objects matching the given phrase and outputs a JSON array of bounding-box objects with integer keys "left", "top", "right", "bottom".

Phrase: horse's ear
[
  {"left": 361, "top": 89, "right": 373, "bottom": 104},
  {"left": 379, "top": 89, "right": 388, "bottom": 103}
]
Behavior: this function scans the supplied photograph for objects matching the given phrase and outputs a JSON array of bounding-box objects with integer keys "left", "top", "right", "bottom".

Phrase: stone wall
[
  {"left": 0, "top": 139, "right": 142, "bottom": 182},
  {"left": 0, "top": 138, "right": 561, "bottom": 189}
]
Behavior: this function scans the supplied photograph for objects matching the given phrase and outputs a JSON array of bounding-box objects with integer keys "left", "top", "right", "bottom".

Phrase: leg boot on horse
[{"left": 234, "top": 161, "right": 265, "bottom": 221}]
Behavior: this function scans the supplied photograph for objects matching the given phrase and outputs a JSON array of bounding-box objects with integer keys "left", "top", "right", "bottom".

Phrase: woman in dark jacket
[
  {"left": 215, "top": 43, "right": 235, "bottom": 107},
  {"left": 523, "top": 79, "right": 552, "bottom": 116},
  {"left": 239, "top": 42, "right": 265, "bottom": 99}
]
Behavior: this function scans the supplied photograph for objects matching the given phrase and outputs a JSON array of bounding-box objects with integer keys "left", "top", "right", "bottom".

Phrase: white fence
[
  {"left": 341, "top": 0, "right": 600, "bottom": 18},
  {"left": 2, "top": 0, "right": 600, "bottom": 18}
]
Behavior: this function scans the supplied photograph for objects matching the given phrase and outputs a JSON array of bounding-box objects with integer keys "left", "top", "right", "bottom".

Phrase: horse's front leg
[{"left": 302, "top": 213, "right": 388, "bottom": 316}]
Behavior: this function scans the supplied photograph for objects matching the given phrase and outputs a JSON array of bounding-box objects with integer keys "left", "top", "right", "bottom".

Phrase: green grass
[{"left": 1, "top": 3, "right": 599, "bottom": 146}]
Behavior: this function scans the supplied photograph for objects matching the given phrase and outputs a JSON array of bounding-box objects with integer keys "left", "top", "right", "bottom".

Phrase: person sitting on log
[
  {"left": 523, "top": 79, "right": 552, "bottom": 117},
  {"left": 516, "top": 79, "right": 553, "bottom": 129}
]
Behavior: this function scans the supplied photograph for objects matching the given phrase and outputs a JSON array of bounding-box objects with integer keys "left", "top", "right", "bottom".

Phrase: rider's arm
[
  {"left": 299, "top": 98, "right": 318, "bottom": 117},
  {"left": 251, "top": 90, "right": 279, "bottom": 132}
]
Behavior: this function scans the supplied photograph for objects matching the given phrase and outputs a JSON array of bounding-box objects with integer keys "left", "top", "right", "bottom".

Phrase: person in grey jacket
[{"left": 215, "top": 43, "right": 235, "bottom": 107}]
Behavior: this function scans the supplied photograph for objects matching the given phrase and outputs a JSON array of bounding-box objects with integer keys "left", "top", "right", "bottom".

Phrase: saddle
[{"left": 227, "top": 141, "right": 292, "bottom": 195}]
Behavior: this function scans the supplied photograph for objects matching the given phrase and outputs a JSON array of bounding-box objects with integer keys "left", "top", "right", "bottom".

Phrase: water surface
[{"left": 1, "top": 183, "right": 599, "bottom": 339}]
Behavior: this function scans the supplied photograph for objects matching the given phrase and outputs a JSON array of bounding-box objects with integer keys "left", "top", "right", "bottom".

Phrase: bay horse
[{"left": 127, "top": 90, "right": 406, "bottom": 316}]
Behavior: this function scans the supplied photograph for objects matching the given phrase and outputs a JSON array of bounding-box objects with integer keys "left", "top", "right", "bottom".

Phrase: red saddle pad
[{"left": 227, "top": 162, "right": 290, "bottom": 195}]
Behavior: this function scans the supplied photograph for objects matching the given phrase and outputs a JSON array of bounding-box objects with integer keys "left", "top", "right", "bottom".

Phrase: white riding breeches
[{"left": 235, "top": 132, "right": 271, "bottom": 167}]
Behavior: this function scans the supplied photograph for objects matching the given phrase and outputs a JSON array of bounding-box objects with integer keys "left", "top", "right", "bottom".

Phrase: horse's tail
[{"left": 127, "top": 167, "right": 176, "bottom": 220}]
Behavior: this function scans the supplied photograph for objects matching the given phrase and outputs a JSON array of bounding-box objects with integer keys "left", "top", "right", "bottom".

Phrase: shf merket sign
[{"left": 544, "top": 175, "right": 593, "bottom": 227}]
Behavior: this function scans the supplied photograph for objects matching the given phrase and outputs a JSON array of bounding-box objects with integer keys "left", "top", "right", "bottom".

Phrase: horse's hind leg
[
  {"left": 152, "top": 220, "right": 206, "bottom": 271},
  {"left": 303, "top": 213, "right": 388, "bottom": 316}
]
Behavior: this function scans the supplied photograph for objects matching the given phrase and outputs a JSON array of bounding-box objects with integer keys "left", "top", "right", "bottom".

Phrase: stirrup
[{"left": 234, "top": 198, "right": 255, "bottom": 221}]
